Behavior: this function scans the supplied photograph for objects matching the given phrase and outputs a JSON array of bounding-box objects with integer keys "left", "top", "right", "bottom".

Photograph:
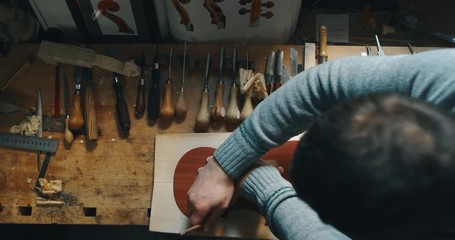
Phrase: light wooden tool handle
[
  {"left": 68, "top": 91, "right": 84, "bottom": 131},
  {"left": 64, "top": 117, "right": 74, "bottom": 147},
  {"left": 318, "top": 25, "right": 328, "bottom": 64},
  {"left": 240, "top": 94, "right": 254, "bottom": 121},
  {"left": 211, "top": 83, "right": 225, "bottom": 121},
  {"left": 195, "top": 91, "right": 210, "bottom": 130},
  {"left": 84, "top": 85, "right": 98, "bottom": 140},
  {"left": 175, "top": 90, "right": 187, "bottom": 117},
  {"left": 226, "top": 86, "right": 240, "bottom": 123},
  {"left": 160, "top": 81, "right": 174, "bottom": 119}
]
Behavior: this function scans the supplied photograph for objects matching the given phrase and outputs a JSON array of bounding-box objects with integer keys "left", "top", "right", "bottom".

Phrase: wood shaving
[
  {"left": 38, "top": 178, "right": 63, "bottom": 195},
  {"left": 9, "top": 114, "right": 40, "bottom": 136}
]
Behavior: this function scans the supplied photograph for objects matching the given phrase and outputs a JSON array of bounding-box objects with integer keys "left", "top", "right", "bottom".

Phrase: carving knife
[{"left": 211, "top": 47, "right": 225, "bottom": 122}]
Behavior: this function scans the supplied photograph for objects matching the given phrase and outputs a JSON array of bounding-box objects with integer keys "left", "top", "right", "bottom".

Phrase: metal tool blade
[
  {"left": 232, "top": 48, "right": 237, "bottom": 86},
  {"left": 168, "top": 47, "right": 173, "bottom": 81},
  {"left": 203, "top": 53, "right": 211, "bottom": 91},
  {"left": 219, "top": 47, "right": 225, "bottom": 84}
]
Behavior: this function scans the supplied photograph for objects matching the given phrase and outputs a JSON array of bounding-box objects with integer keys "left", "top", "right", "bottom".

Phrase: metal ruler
[{"left": 0, "top": 132, "right": 58, "bottom": 153}]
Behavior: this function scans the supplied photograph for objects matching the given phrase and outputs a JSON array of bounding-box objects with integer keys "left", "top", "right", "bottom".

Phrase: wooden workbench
[{"left": 0, "top": 43, "right": 437, "bottom": 225}]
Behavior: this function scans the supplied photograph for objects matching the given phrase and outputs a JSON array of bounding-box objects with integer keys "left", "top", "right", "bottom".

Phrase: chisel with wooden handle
[
  {"left": 195, "top": 53, "right": 211, "bottom": 131},
  {"left": 211, "top": 47, "right": 225, "bottom": 122},
  {"left": 226, "top": 47, "right": 240, "bottom": 123},
  {"left": 160, "top": 47, "right": 175, "bottom": 119},
  {"left": 175, "top": 43, "right": 187, "bottom": 117}
]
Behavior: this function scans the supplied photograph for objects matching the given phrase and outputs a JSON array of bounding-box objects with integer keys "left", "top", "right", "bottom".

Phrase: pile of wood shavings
[
  {"left": 38, "top": 178, "right": 63, "bottom": 195},
  {"left": 9, "top": 114, "right": 40, "bottom": 136}
]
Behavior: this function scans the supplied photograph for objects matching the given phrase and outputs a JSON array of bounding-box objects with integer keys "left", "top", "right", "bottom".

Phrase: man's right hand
[{"left": 187, "top": 156, "right": 234, "bottom": 232}]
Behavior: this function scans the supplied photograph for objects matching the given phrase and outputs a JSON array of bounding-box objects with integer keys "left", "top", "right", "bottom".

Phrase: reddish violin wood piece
[
  {"left": 172, "top": 0, "right": 194, "bottom": 31},
  {"left": 98, "top": 0, "right": 134, "bottom": 34},
  {"left": 173, "top": 141, "right": 298, "bottom": 217},
  {"left": 203, "top": 0, "right": 226, "bottom": 29}
]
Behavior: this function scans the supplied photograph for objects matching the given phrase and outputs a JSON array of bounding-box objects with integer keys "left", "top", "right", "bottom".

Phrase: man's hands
[{"left": 187, "top": 156, "right": 234, "bottom": 232}]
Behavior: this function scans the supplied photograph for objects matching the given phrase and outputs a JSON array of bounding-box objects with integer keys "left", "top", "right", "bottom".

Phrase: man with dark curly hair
[{"left": 187, "top": 49, "right": 455, "bottom": 239}]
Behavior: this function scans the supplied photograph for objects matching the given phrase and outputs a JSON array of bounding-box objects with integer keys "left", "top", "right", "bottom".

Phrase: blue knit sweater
[{"left": 214, "top": 49, "right": 455, "bottom": 239}]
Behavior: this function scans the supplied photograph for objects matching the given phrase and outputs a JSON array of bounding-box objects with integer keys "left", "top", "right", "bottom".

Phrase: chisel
[
  {"left": 195, "top": 53, "right": 211, "bottom": 131},
  {"left": 175, "top": 43, "right": 187, "bottom": 117},
  {"left": 211, "top": 47, "right": 225, "bottom": 122},
  {"left": 148, "top": 44, "right": 161, "bottom": 121},
  {"left": 226, "top": 47, "right": 240, "bottom": 123},
  {"left": 160, "top": 47, "right": 175, "bottom": 119}
]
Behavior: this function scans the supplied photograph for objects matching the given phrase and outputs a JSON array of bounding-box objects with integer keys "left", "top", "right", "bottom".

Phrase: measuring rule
[{"left": 0, "top": 132, "right": 58, "bottom": 191}]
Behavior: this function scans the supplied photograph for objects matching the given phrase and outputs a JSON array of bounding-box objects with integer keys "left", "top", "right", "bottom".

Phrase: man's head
[{"left": 291, "top": 93, "right": 455, "bottom": 238}]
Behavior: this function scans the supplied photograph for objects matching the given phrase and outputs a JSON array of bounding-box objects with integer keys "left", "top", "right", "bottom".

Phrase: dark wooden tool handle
[
  {"left": 160, "top": 81, "right": 174, "bottom": 119},
  {"left": 148, "top": 67, "right": 161, "bottom": 120},
  {"left": 135, "top": 80, "right": 145, "bottom": 117},
  {"left": 116, "top": 98, "right": 131, "bottom": 133},
  {"left": 68, "top": 91, "right": 84, "bottom": 131},
  {"left": 211, "top": 83, "right": 225, "bottom": 121}
]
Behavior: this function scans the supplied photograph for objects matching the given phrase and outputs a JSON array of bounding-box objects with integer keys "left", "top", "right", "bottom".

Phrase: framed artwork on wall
[{"left": 29, "top": 0, "right": 158, "bottom": 42}]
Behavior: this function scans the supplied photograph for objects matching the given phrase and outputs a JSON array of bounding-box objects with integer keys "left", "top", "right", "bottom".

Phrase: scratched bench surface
[{"left": 0, "top": 43, "right": 436, "bottom": 225}]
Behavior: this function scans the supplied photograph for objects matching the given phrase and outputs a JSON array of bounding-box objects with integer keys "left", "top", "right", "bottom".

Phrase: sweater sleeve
[
  {"left": 242, "top": 166, "right": 351, "bottom": 240},
  {"left": 215, "top": 49, "right": 455, "bottom": 179}
]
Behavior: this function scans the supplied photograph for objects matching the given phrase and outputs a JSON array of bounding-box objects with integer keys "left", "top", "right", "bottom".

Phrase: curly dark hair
[{"left": 291, "top": 93, "right": 455, "bottom": 239}]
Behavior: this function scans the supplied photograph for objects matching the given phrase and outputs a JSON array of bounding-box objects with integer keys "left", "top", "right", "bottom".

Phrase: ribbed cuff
[
  {"left": 241, "top": 165, "right": 297, "bottom": 233},
  {"left": 214, "top": 125, "right": 266, "bottom": 179}
]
